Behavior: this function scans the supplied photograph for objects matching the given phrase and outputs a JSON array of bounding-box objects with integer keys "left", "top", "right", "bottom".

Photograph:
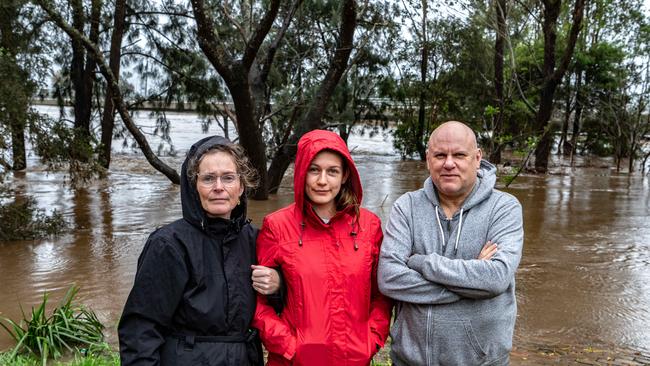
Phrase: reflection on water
[
  {"left": 512, "top": 172, "right": 650, "bottom": 352},
  {"left": 1, "top": 114, "right": 649, "bottom": 354}
]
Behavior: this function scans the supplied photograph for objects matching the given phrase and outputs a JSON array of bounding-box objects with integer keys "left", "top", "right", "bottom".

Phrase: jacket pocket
[{"left": 432, "top": 319, "right": 487, "bottom": 365}]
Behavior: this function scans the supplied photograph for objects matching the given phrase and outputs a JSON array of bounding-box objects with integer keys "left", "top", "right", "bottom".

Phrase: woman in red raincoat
[{"left": 252, "top": 130, "right": 392, "bottom": 366}]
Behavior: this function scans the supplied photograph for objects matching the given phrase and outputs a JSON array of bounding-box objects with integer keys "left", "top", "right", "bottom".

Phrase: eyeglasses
[{"left": 196, "top": 173, "right": 240, "bottom": 187}]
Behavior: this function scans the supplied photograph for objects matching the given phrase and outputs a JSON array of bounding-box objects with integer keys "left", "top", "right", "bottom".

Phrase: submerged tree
[{"left": 532, "top": 0, "right": 586, "bottom": 172}]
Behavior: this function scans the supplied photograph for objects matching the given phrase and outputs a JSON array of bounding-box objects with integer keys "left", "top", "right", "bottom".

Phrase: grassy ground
[{"left": 0, "top": 350, "right": 119, "bottom": 366}]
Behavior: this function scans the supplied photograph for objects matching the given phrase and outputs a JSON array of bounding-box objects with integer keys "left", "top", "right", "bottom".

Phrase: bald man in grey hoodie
[{"left": 378, "top": 121, "right": 523, "bottom": 366}]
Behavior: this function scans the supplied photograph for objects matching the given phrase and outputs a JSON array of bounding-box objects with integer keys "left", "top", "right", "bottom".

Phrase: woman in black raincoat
[{"left": 119, "top": 136, "right": 280, "bottom": 366}]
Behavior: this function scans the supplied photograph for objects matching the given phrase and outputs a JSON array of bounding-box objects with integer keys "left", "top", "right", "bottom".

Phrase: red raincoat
[{"left": 253, "top": 130, "right": 392, "bottom": 366}]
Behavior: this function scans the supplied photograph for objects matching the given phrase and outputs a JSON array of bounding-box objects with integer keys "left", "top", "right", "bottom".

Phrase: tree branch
[{"left": 36, "top": 0, "right": 180, "bottom": 184}]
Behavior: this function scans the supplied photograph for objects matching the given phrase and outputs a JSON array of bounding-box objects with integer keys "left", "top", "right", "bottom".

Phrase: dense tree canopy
[{"left": 0, "top": 0, "right": 648, "bottom": 195}]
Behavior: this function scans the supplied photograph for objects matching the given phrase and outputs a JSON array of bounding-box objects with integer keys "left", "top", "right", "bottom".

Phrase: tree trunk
[
  {"left": 10, "top": 118, "right": 26, "bottom": 171},
  {"left": 490, "top": 0, "right": 507, "bottom": 164},
  {"left": 191, "top": 0, "right": 282, "bottom": 199},
  {"left": 70, "top": 0, "right": 89, "bottom": 149},
  {"left": 642, "top": 150, "right": 650, "bottom": 175},
  {"left": 416, "top": 0, "right": 428, "bottom": 161},
  {"left": 0, "top": 3, "right": 27, "bottom": 170},
  {"left": 565, "top": 69, "right": 583, "bottom": 155},
  {"left": 69, "top": 0, "right": 100, "bottom": 162},
  {"left": 558, "top": 75, "right": 571, "bottom": 155},
  {"left": 99, "top": 0, "right": 126, "bottom": 168},
  {"left": 266, "top": 0, "right": 357, "bottom": 194},
  {"left": 534, "top": 0, "right": 586, "bottom": 172}
]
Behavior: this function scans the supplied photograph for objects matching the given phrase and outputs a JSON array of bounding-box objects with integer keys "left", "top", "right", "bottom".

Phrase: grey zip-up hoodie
[{"left": 378, "top": 160, "right": 523, "bottom": 366}]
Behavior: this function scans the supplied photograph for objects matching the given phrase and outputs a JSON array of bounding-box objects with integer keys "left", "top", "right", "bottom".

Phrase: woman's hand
[
  {"left": 478, "top": 241, "right": 498, "bottom": 260},
  {"left": 251, "top": 265, "right": 281, "bottom": 295}
]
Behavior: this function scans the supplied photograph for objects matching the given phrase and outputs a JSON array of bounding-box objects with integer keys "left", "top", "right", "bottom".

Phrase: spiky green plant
[{"left": 0, "top": 285, "right": 105, "bottom": 365}]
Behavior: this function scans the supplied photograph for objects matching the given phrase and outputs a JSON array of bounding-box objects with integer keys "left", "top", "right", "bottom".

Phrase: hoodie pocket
[
  {"left": 432, "top": 319, "right": 487, "bottom": 365},
  {"left": 389, "top": 303, "right": 429, "bottom": 366}
]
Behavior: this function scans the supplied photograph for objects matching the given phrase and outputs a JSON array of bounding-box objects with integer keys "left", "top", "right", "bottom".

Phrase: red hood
[{"left": 294, "top": 130, "right": 362, "bottom": 213}]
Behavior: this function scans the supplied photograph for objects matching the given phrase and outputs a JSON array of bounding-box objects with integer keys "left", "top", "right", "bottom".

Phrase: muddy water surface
[{"left": 1, "top": 112, "right": 649, "bottom": 353}]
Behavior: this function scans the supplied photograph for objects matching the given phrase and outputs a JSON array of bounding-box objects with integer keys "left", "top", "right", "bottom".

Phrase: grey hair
[{"left": 186, "top": 144, "right": 260, "bottom": 191}]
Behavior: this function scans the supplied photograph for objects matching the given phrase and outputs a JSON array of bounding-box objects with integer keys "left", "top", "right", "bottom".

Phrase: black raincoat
[{"left": 119, "top": 136, "right": 263, "bottom": 366}]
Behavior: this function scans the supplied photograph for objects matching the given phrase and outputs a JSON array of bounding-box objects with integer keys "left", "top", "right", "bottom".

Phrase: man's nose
[{"left": 443, "top": 155, "right": 455, "bottom": 168}]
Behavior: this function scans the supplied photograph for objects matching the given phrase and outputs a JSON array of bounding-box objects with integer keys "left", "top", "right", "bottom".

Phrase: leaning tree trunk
[
  {"left": 99, "top": 0, "right": 126, "bottom": 168},
  {"left": 37, "top": 0, "right": 181, "bottom": 183},
  {"left": 266, "top": 0, "right": 357, "bottom": 193}
]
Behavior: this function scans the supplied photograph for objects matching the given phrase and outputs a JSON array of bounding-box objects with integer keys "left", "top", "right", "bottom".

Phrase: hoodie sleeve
[
  {"left": 406, "top": 195, "right": 523, "bottom": 298},
  {"left": 378, "top": 194, "right": 462, "bottom": 304},
  {"left": 251, "top": 217, "right": 297, "bottom": 361},
  {"left": 367, "top": 219, "right": 393, "bottom": 353},
  {"left": 118, "top": 234, "right": 188, "bottom": 366}
]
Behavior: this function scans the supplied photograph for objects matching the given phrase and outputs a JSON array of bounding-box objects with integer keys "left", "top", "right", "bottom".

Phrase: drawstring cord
[
  {"left": 298, "top": 222, "right": 305, "bottom": 247},
  {"left": 454, "top": 208, "right": 464, "bottom": 254},
  {"left": 297, "top": 216, "right": 360, "bottom": 251},
  {"left": 350, "top": 218, "right": 359, "bottom": 251},
  {"left": 435, "top": 206, "right": 464, "bottom": 255}
]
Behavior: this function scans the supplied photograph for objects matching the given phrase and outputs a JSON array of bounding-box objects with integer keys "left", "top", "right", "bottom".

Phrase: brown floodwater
[{"left": 1, "top": 117, "right": 649, "bottom": 354}]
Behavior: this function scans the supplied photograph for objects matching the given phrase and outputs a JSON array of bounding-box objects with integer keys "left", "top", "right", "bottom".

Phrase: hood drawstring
[
  {"left": 298, "top": 222, "right": 305, "bottom": 247},
  {"left": 435, "top": 206, "right": 464, "bottom": 255},
  {"left": 298, "top": 218, "right": 360, "bottom": 251},
  {"left": 350, "top": 218, "right": 359, "bottom": 251}
]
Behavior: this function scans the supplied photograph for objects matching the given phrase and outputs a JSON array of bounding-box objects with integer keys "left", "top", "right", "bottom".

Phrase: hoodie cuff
[{"left": 407, "top": 254, "right": 426, "bottom": 273}]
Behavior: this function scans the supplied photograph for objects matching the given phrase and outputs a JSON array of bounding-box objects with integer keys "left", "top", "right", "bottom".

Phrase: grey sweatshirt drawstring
[{"left": 435, "top": 206, "right": 464, "bottom": 254}]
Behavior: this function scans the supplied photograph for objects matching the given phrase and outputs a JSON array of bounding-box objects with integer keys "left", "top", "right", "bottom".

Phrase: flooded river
[{"left": 1, "top": 109, "right": 649, "bottom": 354}]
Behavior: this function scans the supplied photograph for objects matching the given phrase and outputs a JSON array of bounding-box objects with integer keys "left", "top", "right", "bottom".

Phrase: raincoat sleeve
[
  {"left": 118, "top": 233, "right": 188, "bottom": 366},
  {"left": 406, "top": 196, "right": 524, "bottom": 298},
  {"left": 378, "top": 195, "right": 462, "bottom": 305},
  {"left": 368, "top": 221, "right": 393, "bottom": 352},
  {"left": 252, "top": 217, "right": 297, "bottom": 361}
]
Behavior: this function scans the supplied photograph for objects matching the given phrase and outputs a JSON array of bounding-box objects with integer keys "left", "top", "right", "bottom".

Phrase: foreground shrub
[
  {"left": 0, "top": 195, "right": 66, "bottom": 241},
  {"left": 0, "top": 286, "right": 105, "bottom": 365}
]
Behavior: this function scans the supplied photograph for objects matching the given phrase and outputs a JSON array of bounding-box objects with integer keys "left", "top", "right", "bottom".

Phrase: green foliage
[
  {"left": 0, "top": 286, "right": 105, "bottom": 365},
  {"left": 0, "top": 193, "right": 67, "bottom": 241},
  {"left": 0, "top": 342, "right": 119, "bottom": 366}
]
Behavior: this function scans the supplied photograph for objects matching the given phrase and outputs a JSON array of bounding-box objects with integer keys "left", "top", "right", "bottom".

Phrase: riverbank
[
  {"left": 4, "top": 339, "right": 649, "bottom": 365},
  {"left": 511, "top": 339, "right": 650, "bottom": 365},
  {"left": 368, "top": 338, "right": 650, "bottom": 365}
]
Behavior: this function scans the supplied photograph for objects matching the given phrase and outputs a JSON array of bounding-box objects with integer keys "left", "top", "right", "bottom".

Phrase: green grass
[
  {"left": 0, "top": 343, "right": 119, "bottom": 366},
  {"left": 0, "top": 286, "right": 106, "bottom": 365}
]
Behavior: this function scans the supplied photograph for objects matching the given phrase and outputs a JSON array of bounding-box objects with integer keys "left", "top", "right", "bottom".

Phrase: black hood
[{"left": 180, "top": 135, "right": 248, "bottom": 231}]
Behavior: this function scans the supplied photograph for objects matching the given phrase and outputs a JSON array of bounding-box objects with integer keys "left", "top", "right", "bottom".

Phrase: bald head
[
  {"left": 428, "top": 121, "right": 478, "bottom": 151},
  {"left": 425, "top": 121, "right": 482, "bottom": 204}
]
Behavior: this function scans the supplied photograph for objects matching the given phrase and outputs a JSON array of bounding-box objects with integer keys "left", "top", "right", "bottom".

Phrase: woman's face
[
  {"left": 304, "top": 151, "right": 347, "bottom": 218},
  {"left": 196, "top": 151, "right": 244, "bottom": 219}
]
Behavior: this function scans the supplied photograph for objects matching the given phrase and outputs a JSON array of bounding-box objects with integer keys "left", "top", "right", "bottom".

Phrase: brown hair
[
  {"left": 187, "top": 144, "right": 259, "bottom": 192},
  {"left": 333, "top": 152, "right": 360, "bottom": 219}
]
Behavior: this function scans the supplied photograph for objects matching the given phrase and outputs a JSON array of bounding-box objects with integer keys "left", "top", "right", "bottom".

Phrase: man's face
[{"left": 426, "top": 126, "right": 482, "bottom": 202}]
